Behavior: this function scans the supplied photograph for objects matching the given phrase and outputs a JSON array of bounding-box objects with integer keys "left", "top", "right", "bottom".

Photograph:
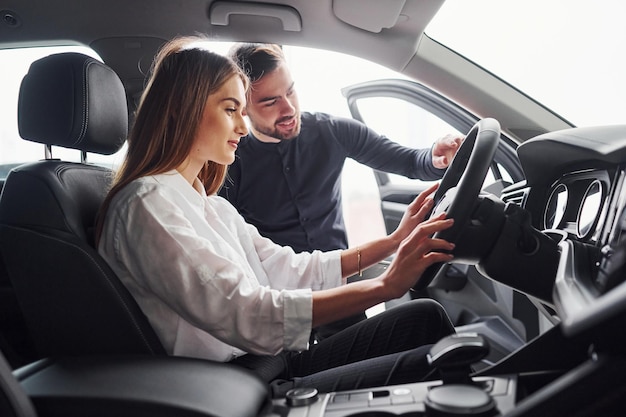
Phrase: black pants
[{"left": 231, "top": 299, "right": 455, "bottom": 397}]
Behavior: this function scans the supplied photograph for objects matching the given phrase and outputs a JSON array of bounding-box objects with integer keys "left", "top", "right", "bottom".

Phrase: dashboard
[
  {"left": 263, "top": 125, "right": 626, "bottom": 416},
  {"left": 503, "top": 125, "right": 626, "bottom": 342},
  {"left": 542, "top": 171, "right": 608, "bottom": 241}
]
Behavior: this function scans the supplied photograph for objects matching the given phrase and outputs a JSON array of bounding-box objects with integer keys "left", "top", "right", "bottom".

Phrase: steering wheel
[{"left": 412, "top": 118, "right": 501, "bottom": 291}]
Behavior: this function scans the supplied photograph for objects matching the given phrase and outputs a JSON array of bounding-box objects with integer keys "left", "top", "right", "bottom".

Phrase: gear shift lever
[
  {"left": 427, "top": 332, "right": 490, "bottom": 385},
  {"left": 424, "top": 333, "right": 497, "bottom": 417}
]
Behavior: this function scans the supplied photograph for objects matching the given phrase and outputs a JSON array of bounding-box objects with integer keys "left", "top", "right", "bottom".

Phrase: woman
[{"left": 96, "top": 36, "right": 456, "bottom": 397}]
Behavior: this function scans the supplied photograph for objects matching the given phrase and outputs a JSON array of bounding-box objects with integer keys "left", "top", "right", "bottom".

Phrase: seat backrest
[{"left": 0, "top": 53, "right": 165, "bottom": 357}]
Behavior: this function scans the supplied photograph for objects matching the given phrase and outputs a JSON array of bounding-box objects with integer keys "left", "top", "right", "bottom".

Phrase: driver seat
[{"left": 0, "top": 53, "right": 165, "bottom": 357}]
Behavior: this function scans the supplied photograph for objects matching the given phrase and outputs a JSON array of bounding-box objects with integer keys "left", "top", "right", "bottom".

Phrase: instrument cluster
[{"left": 543, "top": 170, "right": 610, "bottom": 242}]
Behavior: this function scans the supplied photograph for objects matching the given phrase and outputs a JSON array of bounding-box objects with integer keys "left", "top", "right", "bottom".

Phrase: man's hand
[{"left": 432, "top": 134, "right": 464, "bottom": 169}]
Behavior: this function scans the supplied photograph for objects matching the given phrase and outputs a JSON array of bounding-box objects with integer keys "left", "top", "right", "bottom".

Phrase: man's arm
[{"left": 328, "top": 115, "right": 451, "bottom": 180}]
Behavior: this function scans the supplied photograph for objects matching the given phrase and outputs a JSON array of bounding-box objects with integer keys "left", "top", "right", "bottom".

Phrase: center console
[
  {"left": 271, "top": 375, "right": 517, "bottom": 417},
  {"left": 271, "top": 333, "right": 518, "bottom": 417}
]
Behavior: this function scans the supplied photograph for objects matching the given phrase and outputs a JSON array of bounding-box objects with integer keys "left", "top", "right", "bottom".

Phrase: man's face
[{"left": 244, "top": 62, "right": 301, "bottom": 142}]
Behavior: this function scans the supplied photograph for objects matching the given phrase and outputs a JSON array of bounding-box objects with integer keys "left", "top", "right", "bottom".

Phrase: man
[
  {"left": 219, "top": 43, "right": 462, "bottom": 337},
  {"left": 220, "top": 43, "right": 461, "bottom": 252}
]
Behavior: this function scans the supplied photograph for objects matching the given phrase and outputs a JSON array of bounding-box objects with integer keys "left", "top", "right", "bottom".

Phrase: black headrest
[{"left": 17, "top": 52, "right": 127, "bottom": 155}]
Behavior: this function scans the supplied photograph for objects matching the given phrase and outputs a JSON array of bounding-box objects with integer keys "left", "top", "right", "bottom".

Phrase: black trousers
[{"left": 231, "top": 298, "right": 455, "bottom": 397}]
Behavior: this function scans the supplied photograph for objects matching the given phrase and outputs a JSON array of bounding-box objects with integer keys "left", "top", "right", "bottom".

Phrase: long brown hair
[{"left": 95, "top": 36, "right": 248, "bottom": 244}]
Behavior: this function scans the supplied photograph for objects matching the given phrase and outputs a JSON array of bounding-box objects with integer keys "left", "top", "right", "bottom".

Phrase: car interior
[{"left": 1, "top": 0, "right": 626, "bottom": 416}]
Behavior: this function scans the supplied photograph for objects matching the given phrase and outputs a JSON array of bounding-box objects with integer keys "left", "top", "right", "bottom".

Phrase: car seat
[
  {"left": 0, "top": 341, "right": 270, "bottom": 417},
  {"left": 0, "top": 52, "right": 165, "bottom": 357}
]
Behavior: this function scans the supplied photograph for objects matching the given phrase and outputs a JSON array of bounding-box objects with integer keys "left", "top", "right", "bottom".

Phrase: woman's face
[{"left": 190, "top": 75, "right": 248, "bottom": 167}]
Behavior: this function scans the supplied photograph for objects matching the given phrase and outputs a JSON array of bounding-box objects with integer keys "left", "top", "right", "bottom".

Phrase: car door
[{"left": 342, "top": 79, "right": 538, "bottom": 366}]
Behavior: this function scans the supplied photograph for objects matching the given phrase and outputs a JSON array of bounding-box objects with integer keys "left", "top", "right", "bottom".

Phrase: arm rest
[{"left": 15, "top": 355, "right": 270, "bottom": 417}]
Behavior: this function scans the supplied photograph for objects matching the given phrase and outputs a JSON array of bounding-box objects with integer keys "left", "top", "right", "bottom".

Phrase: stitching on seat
[{"left": 75, "top": 58, "right": 92, "bottom": 146}]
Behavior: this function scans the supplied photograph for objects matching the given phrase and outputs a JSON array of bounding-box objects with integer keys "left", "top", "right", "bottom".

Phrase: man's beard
[{"left": 252, "top": 115, "right": 301, "bottom": 141}]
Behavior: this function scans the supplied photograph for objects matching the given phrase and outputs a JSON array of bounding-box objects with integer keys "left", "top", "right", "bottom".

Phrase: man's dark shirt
[{"left": 219, "top": 112, "right": 445, "bottom": 253}]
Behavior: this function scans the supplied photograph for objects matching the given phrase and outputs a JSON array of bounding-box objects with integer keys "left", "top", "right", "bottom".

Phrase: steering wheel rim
[{"left": 413, "top": 118, "right": 501, "bottom": 291}]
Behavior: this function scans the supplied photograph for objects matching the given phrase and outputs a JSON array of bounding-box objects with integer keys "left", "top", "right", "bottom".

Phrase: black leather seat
[
  {"left": 12, "top": 353, "right": 270, "bottom": 417},
  {"left": 0, "top": 342, "right": 270, "bottom": 417},
  {"left": 0, "top": 53, "right": 165, "bottom": 357}
]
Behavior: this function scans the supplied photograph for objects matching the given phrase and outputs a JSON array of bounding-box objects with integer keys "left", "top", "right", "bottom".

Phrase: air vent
[{"left": 501, "top": 187, "right": 529, "bottom": 208}]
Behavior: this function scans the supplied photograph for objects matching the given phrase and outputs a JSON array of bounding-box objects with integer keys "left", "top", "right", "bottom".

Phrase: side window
[
  {"left": 354, "top": 95, "right": 515, "bottom": 190},
  {"left": 0, "top": 46, "right": 127, "bottom": 180},
  {"left": 355, "top": 96, "right": 462, "bottom": 186},
  {"left": 342, "top": 81, "right": 520, "bottom": 246}
]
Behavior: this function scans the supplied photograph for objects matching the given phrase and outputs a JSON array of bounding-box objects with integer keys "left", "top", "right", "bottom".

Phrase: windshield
[{"left": 426, "top": 0, "right": 626, "bottom": 127}]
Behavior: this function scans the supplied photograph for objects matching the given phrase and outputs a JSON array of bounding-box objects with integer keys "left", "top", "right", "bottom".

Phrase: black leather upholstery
[
  {"left": 14, "top": 356, "right": 270, "bottom": 417},
  {"left": 17, "top": 53, "right": 126, "bottom": 155},
  {"left": 0, "top": 347, "right": 270, "bottom": 417},
  {"left": 0, "top": 53, "right": 165, "bottom": 357}
]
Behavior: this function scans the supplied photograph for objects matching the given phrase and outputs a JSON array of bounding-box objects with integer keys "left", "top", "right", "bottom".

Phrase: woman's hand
[
  {"left": 316, "top": 188, "right": 454, "bottom": 325},
  {"left": 390, "top": 182, "right": 440, "bottom": 246},
  {"left": 381, "top": 212, "right": 455, "bottom": 299}
]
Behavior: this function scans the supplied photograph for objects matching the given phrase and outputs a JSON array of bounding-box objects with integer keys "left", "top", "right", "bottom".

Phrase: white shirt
[{"left": 98, "top": 171, "right": 342, "bottom": 362}]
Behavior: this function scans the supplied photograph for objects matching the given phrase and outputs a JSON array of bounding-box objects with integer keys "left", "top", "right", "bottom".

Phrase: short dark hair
[{"left": 229, "top": 43, "right": 285, "bottom": 82}]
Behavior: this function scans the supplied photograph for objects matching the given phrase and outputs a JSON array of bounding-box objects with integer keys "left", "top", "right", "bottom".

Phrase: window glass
[
  {"left": 356, "top": 96, "right": 457, "bottom": 186},
  {"left": 0, "top": 46, "right": 127, "bottom": 178},
  {"left": 354, "top": 96, "right": 515, "bottom": 191},
  {"left": 426, "top": 0, "right": 626, "bottom": 127},
  {"left": 497, "top": 163, "right": 513, "bottom": 185}
]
